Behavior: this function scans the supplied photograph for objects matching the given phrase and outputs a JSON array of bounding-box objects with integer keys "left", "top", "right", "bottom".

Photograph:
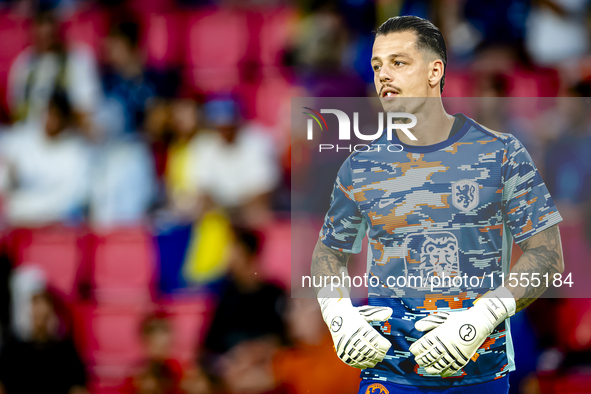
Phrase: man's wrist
[{"left": 317, "top": 285, "right": 349, "bottom": 300}]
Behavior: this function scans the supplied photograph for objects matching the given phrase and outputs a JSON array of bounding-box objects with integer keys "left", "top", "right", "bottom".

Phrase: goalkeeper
[{"left": 311, "top": 15, "right": 565, "bottom": 394}]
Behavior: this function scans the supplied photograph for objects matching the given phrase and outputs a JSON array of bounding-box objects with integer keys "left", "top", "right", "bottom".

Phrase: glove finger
[
  {"left": 414, "top": 312, "right": 450, "bottom": 332},
  {"left": 360, "top": 332, "right": 389, "bottom": 361},
  {"left": 439, "top": 354, "right": 466, "bottom": 377},
  {"left": 344, "top": 345, "right": 374, "bottom": 367},
  {"left": 433, "top": 351, "right": 453, "bottom": 372},
  {"left": 412, "top": 346, "right": 435, "bottom": 366},
  {"left": 416, "top": 348, "right": 442, "bottom": 368},
  {"left": 409, "top": 334, "right": 432, "bottom": 357},
  {"left": 371, "top": 331, "right": 392, "bottom": 353},
  {"left": 364, "top": 345, "right": 388, "bottom": 368},
  {"left": 409, "top": 339, "right": 424, "bottom": 357},
  {"left": 341, "top": 337, "right": 369, "bottom": 364},
  {"left": 357, "top": 306, "right": 393, "bottom": 322},
  {"left": 357, "top": 337, "right": 388, "bottom": 366},
  {"left": 344, "top": 334, "right": 382, "bottom": 365},
  {"left": 422, "top": 348, "right": 451, "bottom": 375},
  {"left": 363, "top": 357, "right": 381, "bottom": 369},
  {"left": 355, "top": 339, "right": 379, "bottom": 363},
  {"left": 440, "top": 363, "right": 463, "bottom": 378},
  {"left": 363, "top": 328, "right": 390, "bottom": 352},
  {"left": 346, "top": 346, "right": 382, "bottom": 369},
  {"left": 425, "top": 364, "right": 443, "bottom": 376},
  {"left": 356, "top": 357, "right": 378, "bottom": 369}
]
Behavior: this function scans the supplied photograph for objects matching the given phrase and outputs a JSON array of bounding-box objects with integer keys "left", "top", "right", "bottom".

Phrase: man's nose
[{"left": 379, "top": 66, "right": 392, "bottom": 83}]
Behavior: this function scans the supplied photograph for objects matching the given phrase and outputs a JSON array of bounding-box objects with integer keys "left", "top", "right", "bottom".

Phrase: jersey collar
[{"left": 387, "top": 113, "right": 471, "bottom": 154}]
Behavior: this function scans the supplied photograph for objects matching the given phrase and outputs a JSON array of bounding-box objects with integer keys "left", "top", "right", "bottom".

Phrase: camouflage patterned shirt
[{"left": 320, "top": 114, "right": 562, "bottom": 387}]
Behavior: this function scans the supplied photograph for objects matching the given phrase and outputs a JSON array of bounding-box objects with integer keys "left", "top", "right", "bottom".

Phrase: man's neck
[{"left": 396, "top": 100, "right": 455, "bottom": 146}]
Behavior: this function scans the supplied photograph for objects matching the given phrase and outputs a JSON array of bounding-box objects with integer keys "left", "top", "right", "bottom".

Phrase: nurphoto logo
[{"left": 303, "top": 107, "right": 416, "bottom": 152}]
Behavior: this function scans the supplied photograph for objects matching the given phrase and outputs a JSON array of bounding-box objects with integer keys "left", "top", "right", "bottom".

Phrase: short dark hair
[
  {"left": 48, "top": 89, "right": 73, "bottom": 122},
  {"left": 109, "top": 21, "right": 140, "bottom": 48},
  {"left": 233, "top": 226, "right": 263, "bottom": 257},
  {"left": 375, "top": 16, "right": 447, "bottom": 94}
]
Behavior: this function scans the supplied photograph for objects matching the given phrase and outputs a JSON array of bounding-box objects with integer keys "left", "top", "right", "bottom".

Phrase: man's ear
[{"left": 428, "top": 58, "right": 444, "bottom": 90}]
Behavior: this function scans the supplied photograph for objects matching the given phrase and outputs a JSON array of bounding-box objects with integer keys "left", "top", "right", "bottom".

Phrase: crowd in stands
[{"left": 0, "top": 0, "right": 589, "bottom": 393}]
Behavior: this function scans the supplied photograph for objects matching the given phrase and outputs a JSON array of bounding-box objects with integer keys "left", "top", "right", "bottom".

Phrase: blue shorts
[{"left": 358, "top": 376, "right": 509, "bottom": 394}]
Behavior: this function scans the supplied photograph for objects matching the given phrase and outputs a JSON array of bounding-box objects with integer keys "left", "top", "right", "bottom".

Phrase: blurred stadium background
[{"left": 0, "top": 0, "right": 589, "bottom": 393}]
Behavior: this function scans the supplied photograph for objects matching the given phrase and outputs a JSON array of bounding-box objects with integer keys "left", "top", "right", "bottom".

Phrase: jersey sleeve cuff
[{"left": 514, "top": 210, "right": 563, "bottom": 245}]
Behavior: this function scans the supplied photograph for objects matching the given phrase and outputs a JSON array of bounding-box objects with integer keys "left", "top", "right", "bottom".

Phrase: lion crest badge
[{"left": 452, "top": 179, "right": 479, "bottom": 212}]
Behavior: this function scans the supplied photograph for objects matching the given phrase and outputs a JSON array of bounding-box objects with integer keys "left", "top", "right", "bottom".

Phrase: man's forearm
[
  {"left": 311, "top": 238, "right": 351, "bottom": 295},
  {"left": 505, "top": 225, "right": 564, "bottom": 313}
]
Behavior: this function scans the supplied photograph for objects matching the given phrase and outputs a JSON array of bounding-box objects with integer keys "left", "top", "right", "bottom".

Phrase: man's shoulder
[{"left": 463, "top": 116, "right": 514, "bottom": 144}]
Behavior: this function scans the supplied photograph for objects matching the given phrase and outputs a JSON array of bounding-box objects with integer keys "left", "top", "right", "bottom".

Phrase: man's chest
[{"left": 350, "top": 150, "right": 505, "bottom": 231}]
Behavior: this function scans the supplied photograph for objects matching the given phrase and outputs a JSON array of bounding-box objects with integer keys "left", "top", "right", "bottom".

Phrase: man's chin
[
  {"left": 380, "top": 98, "right": 407, "bottom": 113},
  {"left": 379, "top": 96, "right": 427, "bottom": 114}
]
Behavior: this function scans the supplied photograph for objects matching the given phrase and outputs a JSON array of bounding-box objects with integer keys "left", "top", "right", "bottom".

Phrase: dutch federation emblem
[{"left": 452, "top": 179, "right": 479, "bottom": 212}]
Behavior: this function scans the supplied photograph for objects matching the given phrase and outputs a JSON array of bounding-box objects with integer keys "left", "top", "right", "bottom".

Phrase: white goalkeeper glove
[
  {"left": 318, "top": 286, "right": 393, "bottom": 369},
  {"left": 409, "top": 287, "right": 516, "bottom": 377}
]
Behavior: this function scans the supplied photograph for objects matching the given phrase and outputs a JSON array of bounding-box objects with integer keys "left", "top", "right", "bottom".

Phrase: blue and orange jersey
[{"left": 319, "top": 114, "right": 562, "bottom": 387}]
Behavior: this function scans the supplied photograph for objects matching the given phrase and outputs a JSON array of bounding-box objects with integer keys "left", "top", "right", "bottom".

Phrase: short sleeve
[
  {"left": 502, "top": 136, "right": 563, "bottom": 244},
  {"left": 319, "top": 158, "right": 367, "bottom": 253}
]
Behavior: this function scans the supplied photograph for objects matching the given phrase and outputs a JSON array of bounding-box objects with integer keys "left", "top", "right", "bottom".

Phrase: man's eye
[
  {"left": 394, "top": 61, "right": 404, "bottom": 66},
  {"left": 373, "top": 64, "right": 381, "bottom": 71}
]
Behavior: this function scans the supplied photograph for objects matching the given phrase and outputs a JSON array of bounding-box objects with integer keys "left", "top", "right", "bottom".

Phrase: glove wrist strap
[
  {"left": 317, "top": 286, "right": 352, "bottom": 322},
  {"left": 476, "top": 286, "right": 516, "bottom": 327}
]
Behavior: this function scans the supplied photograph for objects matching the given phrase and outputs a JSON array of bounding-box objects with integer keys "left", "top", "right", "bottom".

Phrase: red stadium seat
[
  {"left": 8, "top": 227, "right": 83, "bottom": 300},
  {"left": 442, "top": 70, "right": 472, "bottom": 98},
  {"left": 72, "top": 302, "right": 148, "bottom": 372},
  {"left": 87, "top": 388, "right": 122, "bottom": 394},
  {"left": 238, "top": 74, "right": 292, "bottom": 132},
  {"left": 184, "top": 9, "right": 248, "bottom": 93},
  {"left": 538, "top": 371, "right": 591, "bottom": 394},
  {"left": 253, "top": 75, "right": 291, "bottom": 129},
  {"left": 91, "top": 227, "right": 155, "bottom": 303},
  {"left": 140, "top": 12, "right": 185, "bottom": 69},
  {"left": 62, "top": 9, "right": 109, "bottom": 56},
  {"left": 73, "top": 299, "right": 211, "bottom": 392},
  {"left": 259, "top": 220, "right": 291, "bottom": 289},
  {"left": 259, "top": 7, "right": 296, "bottom": 67},
  {"left": 127, "top": 0, "right": 173, "bottom": 14},
  {"left": 508, "top": 67, "right": 560, "bottom": 98},
  {"left": 159, "top": 296, "right": 214, "bottom": 363},
  {"left": 0, "top": 12, "right": 29, "bottom": 117}
]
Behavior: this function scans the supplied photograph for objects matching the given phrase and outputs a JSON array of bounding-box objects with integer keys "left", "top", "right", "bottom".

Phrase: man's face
[
  {"left": 44, "top": 105, "right": 66, "bottom": 138},
  {"left": 104, "top": 35, "right": 136, "bottom": 71},
  {"left": 372, "top": 31, "right": 438, "bottom": 113},
  {"left": 32, "top": 19, "right": 58, "bottom": 53}
]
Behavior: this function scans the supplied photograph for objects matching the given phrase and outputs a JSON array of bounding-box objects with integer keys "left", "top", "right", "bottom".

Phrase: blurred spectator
[
  {"left": 0, "top": 90, "right": 91, "bottom": 226},
  {"left": 526, "top": 0, "right": 590, "bottom": 67},
  {"left": 464, "top": 0, "right": 530, "bottom": 48},
  {"left": 202, "top": 226, "right": 286, "bottom": 393},
  {"left": 193, "top": 99, "right": 278, "bottom": 227},
  {"left": 87, "top": 135, "right": 156, "bottom": 227},
  {"left": 542, "top": 89, "right": 591, "bottom": 220},
  {"left": 100, "top": 21, "right": 157, "bottom": 138},
  {"left": 123, "top": 311, "right": 211, "bottom": 394},
  {"left": 0, "top": 253, "right": 10, "bottom": 345},
  {"left": 7, "top": 10, "right": 101, "bottom": 129},
  {"left": 290, "top": 6, "right": 367, "bottom": 97},
  {"left": 88, "top": 20, "right": 158, "bottom": 228},
  {"left": 163, "top": 98, "right": 202, "bottom": 220},
  {"left": 272, "top": 298, "right": 361, "bottom": 394},
  {"left": 0, "top": 266, "right": 87, "bottom": 394},
  {"left": 151, "top": 98, "right": 234, "bottom": 290}
]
